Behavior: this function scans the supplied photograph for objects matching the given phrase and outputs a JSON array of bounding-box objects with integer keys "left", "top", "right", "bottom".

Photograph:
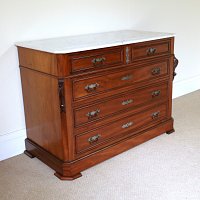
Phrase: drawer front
[
  {"left": 132, "top": 40, "right": 171, "bottom": 60},
  {"left": 75, "top": 103, "right": 167, "bottom": 153},
  {"left": 73, "top": 60, "right": 169, "bottom": 100},
  {"left": 70, "top": 47, "right": 124, "bottom": 72},
  {"left": 74, "top": 83, "right": 168, "bottom": 126}
]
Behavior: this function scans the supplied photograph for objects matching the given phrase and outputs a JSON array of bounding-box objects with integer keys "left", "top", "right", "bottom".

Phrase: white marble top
[{"left": 16, "top": 30, "right": 175, "bottom": 54}]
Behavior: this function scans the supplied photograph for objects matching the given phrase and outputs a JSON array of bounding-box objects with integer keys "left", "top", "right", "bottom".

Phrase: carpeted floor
[{"left": 1, "top": 90, "right": 200, "bottom": 200}]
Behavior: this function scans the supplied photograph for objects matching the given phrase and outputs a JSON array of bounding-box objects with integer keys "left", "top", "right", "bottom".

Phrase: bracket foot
[
  {"left": 54, "top": 172, "right": 82, "bottom": 181},
  {"left": 166, "top": 128, "right": 175, "bottom": 135},
  {"left": 24, "top": 150, "right": 35, "bottom": 158}
]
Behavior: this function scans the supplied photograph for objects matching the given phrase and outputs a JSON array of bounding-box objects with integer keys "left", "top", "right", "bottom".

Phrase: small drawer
[
  {"left": 69, "top": 47, "right": 124, "bottom": 72},
  {"left": 132, "top": 39, "right": 171, "bottom": 60},
  {"left": 73, "top": 60, "right": 169, "bottom": 100},
  {"left": 74, "top": 83, "right": 168, "bottom": 126},
  {"left": 75, "top": 103, "right": 167, "bottom": 153}
]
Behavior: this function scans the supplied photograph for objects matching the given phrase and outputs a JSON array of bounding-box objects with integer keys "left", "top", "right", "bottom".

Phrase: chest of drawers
[{"left": 17, "top": 30, "right": 178, "bottom": 180}]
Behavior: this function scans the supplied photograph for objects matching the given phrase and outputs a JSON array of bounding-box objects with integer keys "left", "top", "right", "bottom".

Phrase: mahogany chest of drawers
[{"left": 17, "top": 30, "right": 178, "bottom": 180}]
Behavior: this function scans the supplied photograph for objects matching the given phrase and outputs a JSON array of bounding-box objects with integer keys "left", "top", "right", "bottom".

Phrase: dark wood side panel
[
  {"left": 18, "top": 47, "right": 58, "bottom": 76},
  {"left": 20, "top": 67, "right": 65, "bottom": 160},
  {"left": 167, "top": 54, "right": 175, "bottom": 118},
  {"left": 167, "top": 38, "right": 175, "bottom": 118}
]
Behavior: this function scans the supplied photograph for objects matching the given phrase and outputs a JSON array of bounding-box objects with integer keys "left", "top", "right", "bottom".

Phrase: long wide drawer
[
  {"left": 74, "top": 82, "right": 168, "bottom": 127},
  {"left": 73, "top": 59, "right": 169, "bottom": 100},
  {"left": 75, "top": 103, "right": 167, "bottom": 153}
]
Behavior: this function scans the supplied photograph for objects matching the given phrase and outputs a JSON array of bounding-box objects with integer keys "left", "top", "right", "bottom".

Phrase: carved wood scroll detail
[
  {"left": 173, "top": 56, "right": 178, "bottom": 79},
  {"left": 126, "top": 46, "right": 130, "bottom": 64}
]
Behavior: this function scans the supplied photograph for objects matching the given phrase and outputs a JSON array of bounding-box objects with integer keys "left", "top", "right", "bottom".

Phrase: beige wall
[{"left": 130, "top": 0, "right": 200, "bottom": 83}]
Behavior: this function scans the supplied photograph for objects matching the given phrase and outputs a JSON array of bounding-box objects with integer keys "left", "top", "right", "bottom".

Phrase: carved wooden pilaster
[
  {"left": 125, "top": 46, "right": 130, "bottom": 64},
  {"left": 173, "top": 56, "right": 179, "bottom": 79}
]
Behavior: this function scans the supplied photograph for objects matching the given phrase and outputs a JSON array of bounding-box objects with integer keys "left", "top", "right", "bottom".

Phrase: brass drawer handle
[
  {"left": 147, "top": 47, "right": 156, "bottom": 55},
  {"left": 88, "top": 134, "right": 101, "bottom": 144},
  {"left": 122, "top": 121, "right": 133, "bottom": 129},
  {"left": 122, "top": 99, "right": 133, "bottom": 106},
  {"left": 121, "top": 74, "right": 133, "bottom": 81},
  {"left": 151, "top": 111, "right": 160, "bottom": 119},
  {"left": 152, "top": 90, "right": 161, "bottom": 97},
  {"left": 92, "top": 57, "right": 106, "bottom": 65},
  {"left": 152, "top": 67, "right": 161, "bottom": 75},
  {"left": 85, "top": 83, "right": 99, "bottom": 92},
  {"left": 86, "top": 109, "right": 100, "bottom": 119}
]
